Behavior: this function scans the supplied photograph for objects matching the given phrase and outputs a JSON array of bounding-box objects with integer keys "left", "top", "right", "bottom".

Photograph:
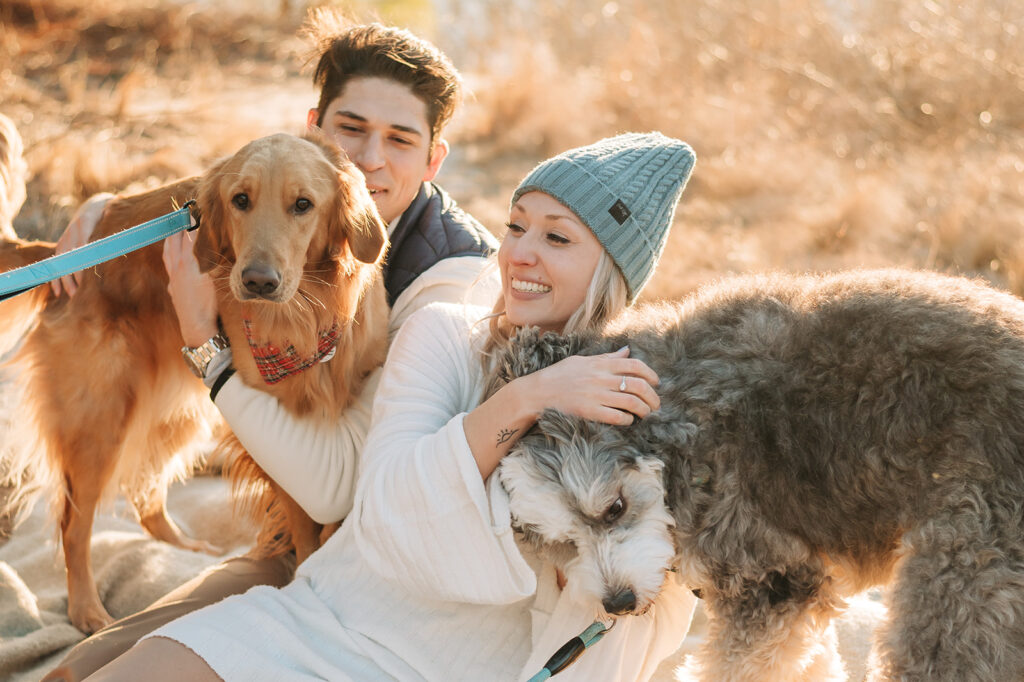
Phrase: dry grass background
[{"left": 2, "top": 0, "right": 1022, "bottom": 302}]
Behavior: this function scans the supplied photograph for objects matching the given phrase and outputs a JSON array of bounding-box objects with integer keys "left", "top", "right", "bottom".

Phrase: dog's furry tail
[
  {"left": 0, "top": 407, "right": 59, "bottom": 536},
  {"left": 218, "top": 433, "right": 295, "bottom": 559},
  {"left": 0, "top": 238, "right": 55, "bottom": 532},
  {"left": 0, "top": 237, "right": 54, "bottom": 356}
]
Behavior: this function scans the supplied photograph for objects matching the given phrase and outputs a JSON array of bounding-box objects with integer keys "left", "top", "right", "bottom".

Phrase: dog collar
[{"left": 242, "top": 317, "right": 341, "bottom": 384}]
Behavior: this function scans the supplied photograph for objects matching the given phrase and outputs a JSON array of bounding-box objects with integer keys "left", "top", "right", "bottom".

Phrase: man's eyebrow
[{"left": 334, "top": 111, "right": 424, "bottom": 137}]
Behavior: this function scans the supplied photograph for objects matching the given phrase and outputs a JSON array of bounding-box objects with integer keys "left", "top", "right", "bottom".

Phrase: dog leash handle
[
  {"left": 0, "top": 201, "right": 198, "bottom": 302},
  {"left": 526, "top": 620, "right": 613, "bottom": 681}
]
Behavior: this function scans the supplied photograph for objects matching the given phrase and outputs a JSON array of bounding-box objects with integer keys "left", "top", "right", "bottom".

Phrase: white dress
[{"left": 149, "top": 303, "right": 696, "bottom": 681}]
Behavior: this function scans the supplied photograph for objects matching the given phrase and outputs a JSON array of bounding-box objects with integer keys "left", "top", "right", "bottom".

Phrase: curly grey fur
[{"left": 498, "top": 269, "right": 1024, "bottom": 681}]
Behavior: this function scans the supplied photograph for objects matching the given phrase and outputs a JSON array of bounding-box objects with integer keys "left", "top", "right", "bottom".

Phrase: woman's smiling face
[{"left": 499, "top": 191, "right": 604, "bottom": 332}]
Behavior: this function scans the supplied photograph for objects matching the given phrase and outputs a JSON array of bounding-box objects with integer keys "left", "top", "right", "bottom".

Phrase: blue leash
[
  {"left": 0, "top": 201, "right": 198, "bottom": 302},
  {"left": 527, "top": 619, "right": 614, "bottom": 681}
]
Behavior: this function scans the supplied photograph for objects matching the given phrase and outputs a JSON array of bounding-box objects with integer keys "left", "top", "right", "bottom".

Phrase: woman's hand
[
  {"left": 464, "top": 346, "right": 659, "bottom": 480},
  {"left": 162, "top": 230, "right": 220, "bottom": 346},
  {"left": 520, "top": 346, "right": 660, "bottom": 426},
  {"left": 50, "top": 192, "right": 114, "bottom": 297}
]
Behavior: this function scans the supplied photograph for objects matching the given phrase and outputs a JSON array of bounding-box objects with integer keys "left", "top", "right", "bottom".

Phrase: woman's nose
[{"left": 507, "top": 236, "right": 538, "bottom": 265}]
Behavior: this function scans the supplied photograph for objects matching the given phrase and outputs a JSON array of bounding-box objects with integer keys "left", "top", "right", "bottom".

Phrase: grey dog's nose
[
  {"left": 242, "top": 265, "right": 281, "bottom": 296},
  {"left": 602, "top": 589, "right": 636, "bottom": 615}
]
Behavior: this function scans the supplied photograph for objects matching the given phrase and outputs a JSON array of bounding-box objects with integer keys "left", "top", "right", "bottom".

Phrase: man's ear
[
  {"left": 306, "top": 108, "right": 320, "bottom": 130},
  {"left": 422, "top": 138, "right": 449, "bottom": 182}
]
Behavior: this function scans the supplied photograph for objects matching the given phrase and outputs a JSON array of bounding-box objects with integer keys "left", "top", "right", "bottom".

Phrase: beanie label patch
[{"left": 608, "top": 199, "right": 631, "bottom": 225}]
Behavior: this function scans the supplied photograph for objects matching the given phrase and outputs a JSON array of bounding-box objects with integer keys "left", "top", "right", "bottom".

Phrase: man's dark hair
[{"left": 306, "top": 16, "right": 462, "bottom": 149}]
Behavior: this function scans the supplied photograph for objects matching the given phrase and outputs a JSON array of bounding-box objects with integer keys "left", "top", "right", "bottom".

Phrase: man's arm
[
  {"left": 212, "top": 370, "right": 380, "bottom": 523},
  {"left": 165, "top": 243, "right": 498, "bottom": 522}
]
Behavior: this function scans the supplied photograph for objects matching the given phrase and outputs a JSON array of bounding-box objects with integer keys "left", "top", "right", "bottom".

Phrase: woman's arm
[
  {"left": 351, "top": 304, "right": 538, "bottom": 602},
  {"left": 350, "top": 303, "right": 663, "bottom": 601}
]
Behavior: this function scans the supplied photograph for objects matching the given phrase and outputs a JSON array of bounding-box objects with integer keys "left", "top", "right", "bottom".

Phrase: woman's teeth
[{"left": 511, "top": 278, "right": 551, "bottom": 293}]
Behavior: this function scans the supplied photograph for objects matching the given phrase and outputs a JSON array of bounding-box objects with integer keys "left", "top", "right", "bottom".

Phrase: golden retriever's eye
[
  {"left": 232, "top": 193, "right": 249, "bottom": 210},
  {"left": 603, "top": 496, "right": 626, "bottom": 524},
  {"left": 293, "top": 197, "right": 313, "bottom": 215}
]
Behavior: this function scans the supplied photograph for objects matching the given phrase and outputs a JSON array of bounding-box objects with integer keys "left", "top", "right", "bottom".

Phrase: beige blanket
[{"left": 0, "top": 474, "right": 255, "bottom": 682}]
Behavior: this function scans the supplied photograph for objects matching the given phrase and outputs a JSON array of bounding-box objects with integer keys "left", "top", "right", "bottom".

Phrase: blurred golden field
[{"left": 1, "top": 0, "right": 1022, "bottom": 301}]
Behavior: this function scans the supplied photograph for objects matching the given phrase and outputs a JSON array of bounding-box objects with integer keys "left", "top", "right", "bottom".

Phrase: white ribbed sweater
[{"left": 152, "top": 302, "right": 694, "bottom": 680}]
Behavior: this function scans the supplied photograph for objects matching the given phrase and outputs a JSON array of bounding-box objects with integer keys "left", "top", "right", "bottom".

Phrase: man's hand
[
  {"left": 50, "top": 192, "right": 114, "bottom": 297},
  {"left": 162, "top": 230, "right": 220, "bottom": 347}
]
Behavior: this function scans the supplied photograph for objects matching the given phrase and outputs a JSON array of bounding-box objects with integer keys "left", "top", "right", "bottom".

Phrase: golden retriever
[{"left": 0, "top": 130, "right": 389, "bottom": 633}]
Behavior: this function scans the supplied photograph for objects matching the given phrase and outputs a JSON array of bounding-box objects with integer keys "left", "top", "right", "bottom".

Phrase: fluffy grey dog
[{"left": 497, "top": 269, "right": 1024, "bottom": 682}]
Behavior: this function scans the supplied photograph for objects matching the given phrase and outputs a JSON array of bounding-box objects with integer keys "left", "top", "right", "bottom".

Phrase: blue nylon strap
[{"left": 0, "top": 203, "right": 196, "bottom": 302}]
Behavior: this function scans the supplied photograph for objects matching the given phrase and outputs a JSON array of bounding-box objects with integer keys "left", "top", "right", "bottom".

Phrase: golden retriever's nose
[{"left": 242, "top": 264, "right": 282, "bottom": 297}]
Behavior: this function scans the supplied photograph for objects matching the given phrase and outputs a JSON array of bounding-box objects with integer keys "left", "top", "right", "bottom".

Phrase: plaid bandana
[{"left": 242, "top": 317, "right": 341, "bottom": 385}]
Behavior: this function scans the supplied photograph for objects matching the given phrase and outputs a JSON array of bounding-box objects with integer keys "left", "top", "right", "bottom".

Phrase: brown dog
[{"left": 0, "top": 131, "right": 389, "bottom": 633}]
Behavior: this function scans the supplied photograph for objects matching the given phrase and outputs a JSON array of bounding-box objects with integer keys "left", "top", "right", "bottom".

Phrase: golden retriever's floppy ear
[
  {"left": 329, "top": 164, "right": 387, "bottom": 265},
  {"left": 193, "top": 157, "right": 234, "bottom": 272},
  {"left": 342, "top": 187, "right": 387, "bottom": 264},
  {"left": 303, "top": 127, "right": 388, "bottom": 265}
]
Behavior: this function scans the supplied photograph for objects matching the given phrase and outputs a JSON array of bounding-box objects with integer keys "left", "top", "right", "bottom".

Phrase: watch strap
[{"left": 181, "top": 332, "right": 230, "bottom": 378}]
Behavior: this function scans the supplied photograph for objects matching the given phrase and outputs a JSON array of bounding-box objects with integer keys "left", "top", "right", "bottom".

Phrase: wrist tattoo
[{"left": 496, "top": 427, "right": 519, "bottom": 446}]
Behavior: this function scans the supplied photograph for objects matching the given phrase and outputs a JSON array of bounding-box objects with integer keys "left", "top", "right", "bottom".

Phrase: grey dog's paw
[{"left": 497, "top": 327, "right": 587, "bottom": 384}]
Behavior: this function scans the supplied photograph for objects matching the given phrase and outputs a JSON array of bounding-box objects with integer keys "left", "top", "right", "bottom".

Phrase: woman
[{"left": 89, "top": 132, "right": 697, "bottom": 681}]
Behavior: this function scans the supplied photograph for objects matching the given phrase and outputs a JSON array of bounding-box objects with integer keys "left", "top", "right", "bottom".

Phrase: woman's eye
[
  {"left": 232, "top": 193, "right": 249, "bottom": 210},
  {"left": 294, "top": 197, "right": 313, "bottom": 214},
  {"left": 505, "top": 222, "right": 525, "bottom": 235},
  {"left": 547, "top": 232, "right": 570, "bottom": 245},
  {"left": 603, "top": 496, "right": 626, "bottom": 523}
]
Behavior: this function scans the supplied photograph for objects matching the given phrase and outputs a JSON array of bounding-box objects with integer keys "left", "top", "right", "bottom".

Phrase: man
[{"left": 44, "top": 16, "right": 497, "bottom": 681}]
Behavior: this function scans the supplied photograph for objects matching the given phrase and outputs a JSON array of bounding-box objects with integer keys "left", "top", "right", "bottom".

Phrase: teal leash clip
[
  {"left": 0, "top": 201, "right": 198, "bottom": 302},
  {"left": 527, "top": 619, "right": 615, "bottom": 681}
]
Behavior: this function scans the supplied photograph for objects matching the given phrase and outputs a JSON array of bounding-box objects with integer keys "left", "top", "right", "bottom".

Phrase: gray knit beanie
[{"left": 511, "top": 132, "right": 695, "bottom": 302}]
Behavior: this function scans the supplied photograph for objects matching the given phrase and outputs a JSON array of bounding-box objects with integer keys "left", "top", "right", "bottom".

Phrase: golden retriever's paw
[{"left": 69, "top": 600, "right": 114, "bottom": 634}]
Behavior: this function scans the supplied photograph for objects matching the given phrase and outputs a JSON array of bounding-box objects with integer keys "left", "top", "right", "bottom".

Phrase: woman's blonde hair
[{"left": 480, "top": 249, "right": 629, "bottom": 398}]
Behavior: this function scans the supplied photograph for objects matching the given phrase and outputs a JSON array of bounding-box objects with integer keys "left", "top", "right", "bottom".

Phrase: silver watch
[{"left": 181, "top": 332, "right": 230, "bottom": 378}]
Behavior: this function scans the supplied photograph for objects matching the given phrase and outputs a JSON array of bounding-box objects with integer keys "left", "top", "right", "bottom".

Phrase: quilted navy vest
[{"left": 382, "top": 182, "right": 498, "bottom": 306}]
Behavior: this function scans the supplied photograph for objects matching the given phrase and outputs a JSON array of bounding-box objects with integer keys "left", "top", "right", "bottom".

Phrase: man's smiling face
[{"left": 309, "top": 76, "right": 448, "bottom": 224}]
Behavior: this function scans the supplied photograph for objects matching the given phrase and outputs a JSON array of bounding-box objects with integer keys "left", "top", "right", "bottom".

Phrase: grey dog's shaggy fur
[{"left": 497, "top": 269, "right": 1024, "bottom": 682}]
